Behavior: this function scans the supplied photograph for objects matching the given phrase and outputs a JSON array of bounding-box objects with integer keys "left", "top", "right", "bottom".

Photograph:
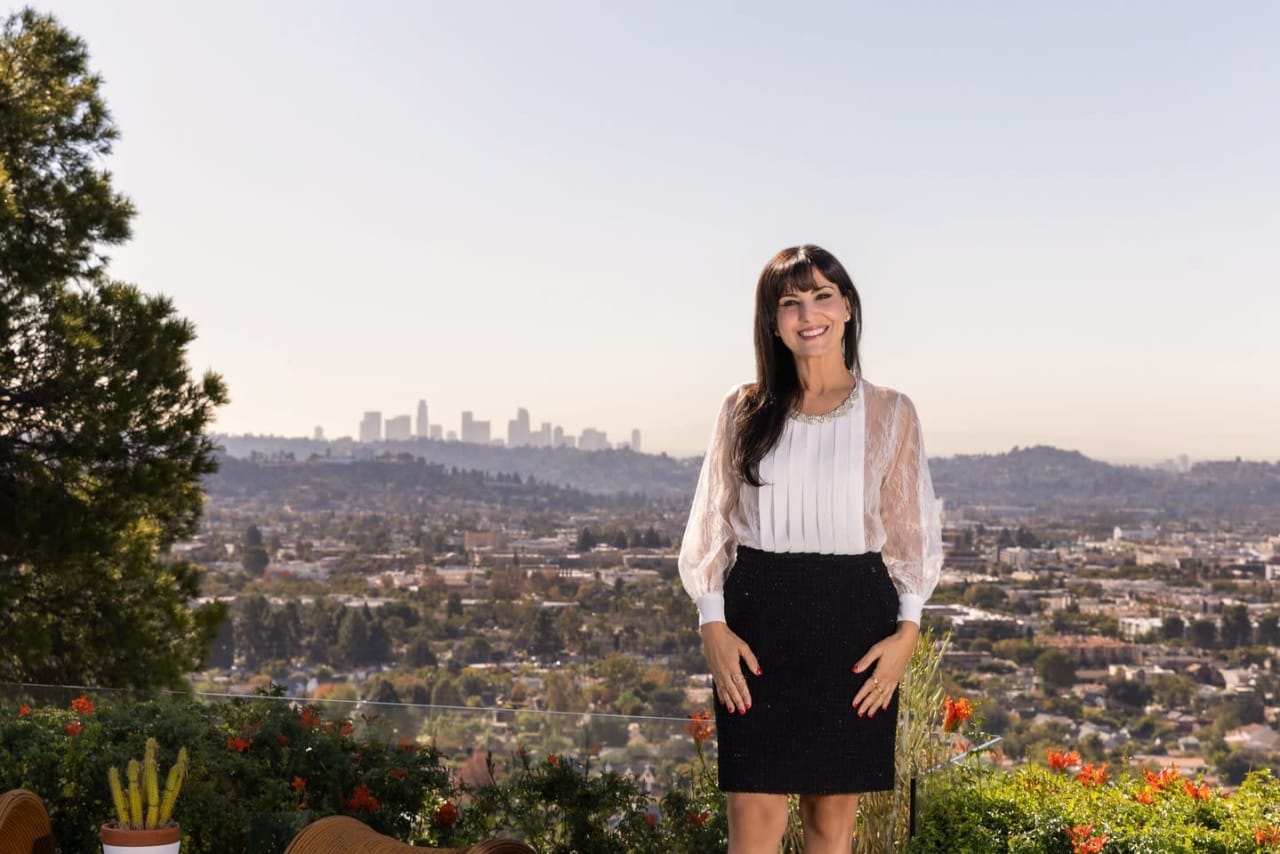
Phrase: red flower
[
  {"left": 65, "top": 722, "right": 83, "bottom": 737},
  {"left": 432, "top": 801, "right": 458, "bottom": 828},
  {"left": 226, "top": 736, "right": 251, "bottom": 753},
  {"left": 1076, "top": 763, "right": 1109, "bottom": 788},
  {"left": 1067, "top": 824, "right": 1109, "bottom": 854},
  {"left": 276, "top": 734, "right": 291, "bottom": 747},
  {"left": 684, "top": 710, "right": 714, "bottom": 744},
  {"left": 292, "top": 776, "right": 307, "bottom": 793},
  {"left": 339, "top": 722, "right": 354, "bottom": 737},
  {"left": 71, "top": 695, "right": 94, "bottom": 716},
  {"left": 547, "top": 754, "right": 560, "bottom": 767},
  {"left": 1134, "top": 786, "right": 1155, "bottom": 805},
  {"left": 942, "top": 696, "right": 974, "bottom": 733},
  {"left": 389, "top": 767, "right": 408, "bottom": 780},
  {"left": 1183, "top": 779, "right": 1211, "bottom": 801},
  {"left": 342, "top": 784, "right": 379, "bottom": 813},
  {"left": 687, "top": 810, "right": 710, "bottom": 826},
  {"left": 643, "top": 812, "right": 657, "bottom": 828},
  {"left": 1255, "top": 824, "right": 1280, "bottom": 845},
  {"left": 18, "top": 704, "right": 30, "bottom": 717},
  {"left": 299, "top": 706, "right": 321, "bottom": 729},
  {"left": 399, "top": 737, "right": 416, "bottom": 751},
  {"left": 1047, "top": 748, "right": 1081, "bottom": 772}
]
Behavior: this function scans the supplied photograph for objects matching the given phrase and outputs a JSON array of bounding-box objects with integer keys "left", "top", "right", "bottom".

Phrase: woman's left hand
[{"left": 850, "top": 623, "right": 920, "bottom": 718}]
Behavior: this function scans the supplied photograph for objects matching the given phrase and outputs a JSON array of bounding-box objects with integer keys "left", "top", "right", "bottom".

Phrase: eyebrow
[{"left": 779, "top": 285, "right": 835, "bottom": 299}]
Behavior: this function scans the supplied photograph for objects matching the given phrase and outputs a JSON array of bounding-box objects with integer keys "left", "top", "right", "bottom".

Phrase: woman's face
[{"left": 774, "top": 269, "right": 850, "bottom": 361}]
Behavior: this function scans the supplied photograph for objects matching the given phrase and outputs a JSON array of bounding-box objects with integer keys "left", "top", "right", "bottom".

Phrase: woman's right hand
[{"left": 700, "top": 621, "right": 761, "bottom": 714}]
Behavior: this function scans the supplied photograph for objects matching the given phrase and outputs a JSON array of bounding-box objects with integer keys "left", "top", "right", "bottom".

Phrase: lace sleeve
[
  {"left": 879, "top": 393, "right": 943, "bottom": 625},
  {"left": 678, "top": 385, "right": 744, "bottom": 626}
]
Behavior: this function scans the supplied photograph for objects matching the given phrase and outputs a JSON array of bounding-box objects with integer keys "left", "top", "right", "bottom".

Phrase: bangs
[{"left": 760, "top": 252, "right": 822, "bottom": 304}]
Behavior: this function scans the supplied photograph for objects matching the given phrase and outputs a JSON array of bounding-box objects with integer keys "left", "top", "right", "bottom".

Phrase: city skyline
[
  {"left": 38, "top": 1, "right": 1280, "bottom": 462},
  {"left": 345, "top": 401, "right": 639, "bottom": 452}
]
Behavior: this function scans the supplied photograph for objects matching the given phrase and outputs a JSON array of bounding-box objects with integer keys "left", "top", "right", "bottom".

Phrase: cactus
[
  {"left": 157, "top": 747, "right": 187, "bottom": 826},
  {"left": 107, "top": 766, "right": 130, "bottom": 827},
  {"left": 126, "top": 759, "right": 143, "bottom": 828},
  {"left": 106, "top": 741, "right": 189, "bottom": 830}
]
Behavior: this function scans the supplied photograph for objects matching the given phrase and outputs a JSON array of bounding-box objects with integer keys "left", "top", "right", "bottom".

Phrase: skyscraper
[
  {"left": 631, "top": 429, "right": 641, "bottom": 452},
  {"left": 385, "top": 415, "right": 412, "bottom": 440},
  {"left": 359, "top": 411, "right": 382, "bottom": 443},
  {"left": 416, "top": 400, "right": 429, "bottom": 438}
]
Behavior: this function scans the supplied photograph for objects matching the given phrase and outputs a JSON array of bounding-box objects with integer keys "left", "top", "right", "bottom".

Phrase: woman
[{"left": 679, "top": 245, "right": 943, "bottom": 853}]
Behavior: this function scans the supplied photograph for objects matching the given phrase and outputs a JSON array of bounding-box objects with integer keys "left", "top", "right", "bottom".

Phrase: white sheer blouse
[{"left": 678, "top": 377, "right": 943, "bottom": 627}]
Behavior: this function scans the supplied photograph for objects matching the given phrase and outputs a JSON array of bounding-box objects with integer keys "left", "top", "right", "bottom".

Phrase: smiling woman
[{"left": 678, "top": 245, "right": 943, "bottom": 854}]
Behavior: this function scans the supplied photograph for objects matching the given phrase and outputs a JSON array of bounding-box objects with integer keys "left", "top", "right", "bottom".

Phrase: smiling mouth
[{"left": 798, "top": 327, "right": 827, "bottom": 339}]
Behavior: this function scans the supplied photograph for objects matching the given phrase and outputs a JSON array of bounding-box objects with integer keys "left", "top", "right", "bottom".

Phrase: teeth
[{"left": 799, "top": 328, "right": 826, "bottom": 338}]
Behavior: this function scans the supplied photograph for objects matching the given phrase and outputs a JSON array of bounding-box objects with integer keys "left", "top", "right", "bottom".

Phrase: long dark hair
[{"left": 732, "top": 245, "right": 862, "bottom": 487}]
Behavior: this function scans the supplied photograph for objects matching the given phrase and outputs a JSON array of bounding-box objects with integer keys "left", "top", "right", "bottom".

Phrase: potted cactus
[{"left": 100, "top": 737, "right": 187, "bottom": 853}]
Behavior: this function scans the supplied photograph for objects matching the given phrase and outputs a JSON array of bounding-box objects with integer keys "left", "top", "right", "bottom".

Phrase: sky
[{"left": 34, "top": 1, "right": 1280, "bottom": 461}]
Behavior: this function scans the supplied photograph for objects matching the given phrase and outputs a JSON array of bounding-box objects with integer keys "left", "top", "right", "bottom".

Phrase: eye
[{"left": 816, "top": 291, "right": 832, "bottom": 300}]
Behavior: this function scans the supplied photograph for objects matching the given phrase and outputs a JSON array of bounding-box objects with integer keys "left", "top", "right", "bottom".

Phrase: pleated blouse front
[{"left": 678, "top": 377, "right": 943, "bottom": 629}]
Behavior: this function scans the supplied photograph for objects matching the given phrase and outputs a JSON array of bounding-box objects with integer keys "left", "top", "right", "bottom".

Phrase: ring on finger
[{"left": 731, "top": 673, "right": 744, "bottom": 683}]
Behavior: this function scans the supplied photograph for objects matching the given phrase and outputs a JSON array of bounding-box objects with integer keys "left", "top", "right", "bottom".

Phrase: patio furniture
[
  {"left": 0, "top": 789, "right": 56, "bottom": 854},
  {"left": 283, "top": 815, "right": 536, "bottom": 854}
]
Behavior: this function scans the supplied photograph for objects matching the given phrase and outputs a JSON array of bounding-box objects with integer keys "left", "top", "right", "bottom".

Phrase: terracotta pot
[{"left": 100, "top": 822, "right": 181, "bottom": 854}]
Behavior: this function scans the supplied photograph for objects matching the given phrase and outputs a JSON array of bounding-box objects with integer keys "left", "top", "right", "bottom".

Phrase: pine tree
[{"left": 0, "top": 11, "right": 228, "bottom": 687}]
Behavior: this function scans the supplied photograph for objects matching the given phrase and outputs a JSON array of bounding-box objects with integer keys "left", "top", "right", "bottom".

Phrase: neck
[{"left": 793, "top": 353, "right": 854, "bottom": 395}]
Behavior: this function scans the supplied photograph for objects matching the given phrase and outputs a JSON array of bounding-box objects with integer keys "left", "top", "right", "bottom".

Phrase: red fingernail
[
  {"left": 755, "top": 668, "right": 762, "bottom": 676},
  {"left": 852, "top": 665, "right": 861, "bottom": 672}
]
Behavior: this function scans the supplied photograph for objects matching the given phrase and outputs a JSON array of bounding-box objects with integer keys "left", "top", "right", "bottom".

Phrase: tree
[
  {"left": 0, "top": 11, "right": 227, "bottom": 688},
  {"left": 1220, "top": 605, "right": 1252, "bottom": 649},
  {"left": 1161, "top": 615, "right": 1186, "bottom": 642},
  {"left": 1035, "top": 648, "right": 1077, "bottom": 690},
  {"left": 1189, "top": 619, "right": 1218, "bottom": 650}
]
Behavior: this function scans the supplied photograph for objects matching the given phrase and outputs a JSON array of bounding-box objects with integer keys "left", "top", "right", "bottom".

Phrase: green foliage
[
  {"left": 0, "top": 9, "right": 228, "bottom": 688},
  {"left": 909, "top": 762, "right": 1280, "bottom": 854},
  {"left": 1, "top": 693, "right": 449, "bottom": 854}
]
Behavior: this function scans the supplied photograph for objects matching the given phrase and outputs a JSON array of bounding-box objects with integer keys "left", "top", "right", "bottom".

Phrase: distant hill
[{"left": 213, "top": 436, "right": 1280, "bottom": 523}]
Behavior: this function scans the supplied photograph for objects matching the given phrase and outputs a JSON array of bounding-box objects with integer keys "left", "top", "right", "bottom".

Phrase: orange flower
[
  {"left": 1067, "top": 824, "right": 1109, "bottom": 854},
  {"left": 342, "top": 784, "right": 379, "bottom": 813},
  {"left": 226, "top": 736, "right": 251, "bottom": 753},
  {"left": 339, "top": 722, "right": 354, "bottom": 737},
  {"left": 299, "top": 706, "right": 321, "bottom": 729},
  {"left": 65, "top": 722, "right": 83, "bottom": 737},
  {"left": 399, "top": 737, "right": 416, "bottom": 752},
  {"left": 547, "top": 754, "right": 560, "bottom": 767},
  {"left": 71, "top": 695, "right": 94, "bottom": 716},
  {"left": 1144, "top": 763, "right": 1180, "bottom": 790},
  {"left": 1255, "top": 824, "right": 1280, "bottom": 845},
  {"left": 291, "top": 776, "right": 307, "bottom": 792},
  {"left": 684, "top": 710, "right": 714, "bottom": 744},
  {"left": 1183, "top": 779, "right": 1211, "bottom": 801},
  {"left": 687, "top": 809, "right": 710, "bottom": 826},
  {"left": 1076, "top": 763, "right": 1109, "bottom": 788},
  {"left": 942, "top": 696, "right": 974, "bottom": 733},
  {"left": 18, "top": 704, "right": 30, "bottom": 717},
  {"left": 1134, "top": 786, "right": 1155, "bottom": 805},
  {"left": 432, "top": 801, "right": 458, "bottom": 827},
  {"left": 389, "top": 767, "right": 408, "bottom": 779},
  {"left": 1047, "top": 749, "right": 1081, "bottom": 772},
  {"left": 276, "top": 734, "right": 291, "bottom": 747}
]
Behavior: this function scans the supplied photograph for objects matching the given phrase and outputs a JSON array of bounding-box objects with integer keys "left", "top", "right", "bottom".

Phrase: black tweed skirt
[{"left": 713, "top": 545, "right": 900, "bottom": 794}]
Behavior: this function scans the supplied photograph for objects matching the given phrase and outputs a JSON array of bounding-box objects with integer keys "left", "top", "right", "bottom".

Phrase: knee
[
  {"left": 728, "top": 794, "right": 789, "bottom": 841},
  {"left": 799, "top": 796, "right": 858, "bottom": 845}
]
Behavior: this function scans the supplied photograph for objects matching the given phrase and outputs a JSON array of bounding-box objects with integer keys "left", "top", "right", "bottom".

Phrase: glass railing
[{"left": 1, "top": 681, "right": 708, "bottom": 793}]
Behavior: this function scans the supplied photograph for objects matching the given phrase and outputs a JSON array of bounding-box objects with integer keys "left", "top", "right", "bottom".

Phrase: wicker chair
[
  {"left": 0, "top": 789, "right": 56, "bottom": 854},
  {"left": 283, "top": 816, "right": 536, "bottom": 854}
]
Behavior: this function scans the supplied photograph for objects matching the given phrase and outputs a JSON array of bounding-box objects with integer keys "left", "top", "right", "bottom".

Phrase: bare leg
[
  {"left": 799, "top": 793, "right": 859, "bottom": 854},
  {"left": 727, "top": 792, "right": 790, "bottom": 854}
]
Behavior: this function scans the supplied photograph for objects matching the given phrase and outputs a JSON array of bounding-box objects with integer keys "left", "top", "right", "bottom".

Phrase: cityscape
[{"left": 342, "top": 400, "right": 640, "bottom": 454}]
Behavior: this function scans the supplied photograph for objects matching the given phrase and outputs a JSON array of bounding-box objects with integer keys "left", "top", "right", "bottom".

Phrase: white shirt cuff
[
  {"left": 696, "top": 592, "right": 725, "bottom": 626},
  {"left": 897, "top": 593, "right": 924, "bottom": 626}
]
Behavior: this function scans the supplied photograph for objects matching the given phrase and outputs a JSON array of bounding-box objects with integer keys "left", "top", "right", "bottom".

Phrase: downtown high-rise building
[
  {"left": 359, "top": 411, "right": 382, "bottom": 443},
  {"left": 416, "top": 400, "right": 429, "bottom": 438},
  {"left": 385, "top": 414, "right": 412, "bottom": 441}
]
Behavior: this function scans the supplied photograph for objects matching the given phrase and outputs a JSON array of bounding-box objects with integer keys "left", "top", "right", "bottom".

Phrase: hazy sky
[{"left": 38, "top": 1, "right": 1279, "bottom": 461}]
